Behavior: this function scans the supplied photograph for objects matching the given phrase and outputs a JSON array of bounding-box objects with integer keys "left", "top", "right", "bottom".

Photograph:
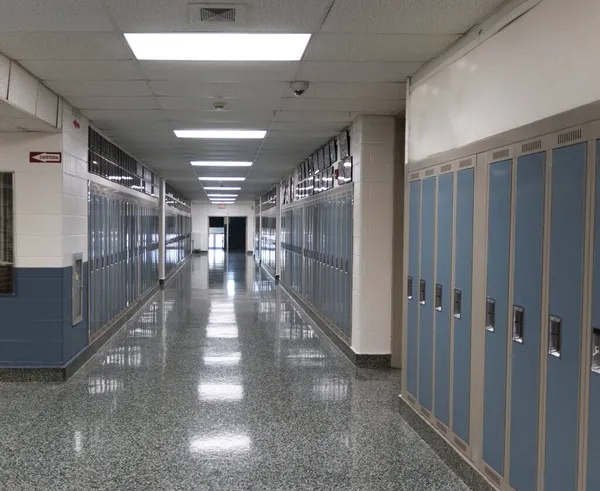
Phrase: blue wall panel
[
  {"left": 407, "top": 180, "right": 421, "bottom": 398},
  {"left": 453, "top": 168, "right": 474, "bottom": 443},
  {"left": 587, "top": 140, "right": 600, "bottom": 491},
  {"left": 419, "top": 177, "right": 436, "bottom": 410},
  {"left": 435, "top": 173, "right": 454, "bottom": 425},
  {"left": 545, "top": 142, "right": 586, "bottom": 491},
  {"left": 509, "top": 152, "right": 545, "bottom": 491},
  {"left": 483, "top": 159, "right": 512, "bottom": 474}
]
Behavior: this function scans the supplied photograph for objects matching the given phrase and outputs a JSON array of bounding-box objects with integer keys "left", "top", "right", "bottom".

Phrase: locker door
[
  {"left": 545, "top": 142, "right": 586, "bottom": 491},
  {"left": 509, "top": 151, "right": 545, "bottom": 491},
  {"left": 483, "top": 158, "right": 512, "bottom": 475},
  {"left": 407, "top": 180, "right": 422, "bottom": 398},
  {"left": 435, "top": 172, "right": 454, "bottom": 426},
  {"left": 419, "top": 177, "right": 436, "bottom": 410},
  {"left": 453, "top": 168, "right": 474, "bottom": 444},
  {"left": 587, "top": 139, "right": 600, "bottom": 491}
]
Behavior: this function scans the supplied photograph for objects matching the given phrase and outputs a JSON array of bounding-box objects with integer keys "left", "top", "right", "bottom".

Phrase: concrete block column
[{"left": 350, "top": 115, "right": 396, "bottom": 355}]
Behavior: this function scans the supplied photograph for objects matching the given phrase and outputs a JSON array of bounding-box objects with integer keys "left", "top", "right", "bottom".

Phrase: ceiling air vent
[
  {"left": 557, "top": 128, "right": 583, "bottom": 145},
  {"left": 492, "top": 148, "right": 510, "bottom": 161},
  {"left": 190, "top": 3, "right": 247, "bottom": 24},
  {"left": 522, "top": 139, "right": 542, "bottom": 153},
  {"left": 459, "top": 158, "right": 472, "bottom": 168}
]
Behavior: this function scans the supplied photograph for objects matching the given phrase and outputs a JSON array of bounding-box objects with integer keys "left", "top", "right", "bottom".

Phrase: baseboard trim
[
  {"left": 397, "top": 396, "right": 496, "bottom": 491},
  {"left": 0, "top": 256, "right": 192, "bottom": 382},
  {"left": 263, "top": 265, "right": 390, "bottom": 369}
]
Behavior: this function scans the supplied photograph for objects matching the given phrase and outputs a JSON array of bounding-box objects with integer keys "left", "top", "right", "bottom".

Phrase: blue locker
[
  {"left": 435, "top": 173, "right": 454, "bottom": 425},
  {"left": 419, "top": 177, "right": 436, "bottom": 410},
  {"left": 453, "top": 168, "right": 474, "bottom": 443},
  {"left": 407, "top": 180, "right": 422, "bottom": 398},
  {"left": 483, "top": 159, "right": 512, "bottom": 474},
  {"left": 587, "top": 140, "right": 600, "bottom": 490},
  {"left": 509, "top": 152, "right": 545, "bottom": 491},
  {"left": 545, "top": 142, "right": 586, "bottom": 491}
]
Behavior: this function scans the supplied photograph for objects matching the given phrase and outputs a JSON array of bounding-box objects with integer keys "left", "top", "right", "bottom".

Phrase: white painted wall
[
  {"left": 191, "top": 201, "right": 255, "bottom": 252},
  {"left": 0, "top": 131, "right": 64, "bottom": 268},
  {"left": 408, "top": 0, "right": 600, "bottom": 161},
  {"left": 351, "top": 115, "right": 396, "bottom": 354}
]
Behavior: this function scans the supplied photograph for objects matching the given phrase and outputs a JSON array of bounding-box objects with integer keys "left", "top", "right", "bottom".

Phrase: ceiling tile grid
[{"left": 0, "top": 0, "right": 512, "bottom": 200}]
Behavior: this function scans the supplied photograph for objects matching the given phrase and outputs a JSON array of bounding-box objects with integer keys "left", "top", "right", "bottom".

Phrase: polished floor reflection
[{"left": 0, "top": 252, "right": 469, "bottom": 490}]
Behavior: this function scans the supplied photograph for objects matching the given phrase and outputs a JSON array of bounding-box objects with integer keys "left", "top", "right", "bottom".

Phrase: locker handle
[
  {"left": 407, "top": 276, "right": 413, "bottom": 300},
  {"left": 592, "top": 326, "right": 600, "bottom": 374},
  {"left": 513, "top": 306, "right": 524, "bottom": 344},
  {"left": 485, "top": 297, "right": 495, "bottom": 332},
  {"left": 435, "top": 284, "right": 442, "bottom": 312},
  {"left": 419, "top": 280, "right": 426, "bottom": 305},
  {"left": 454, "top": 289, "right": 462, "bottom": 320},
  {"left": 548, "top": 315, "right": 562, "bottom": 358}
]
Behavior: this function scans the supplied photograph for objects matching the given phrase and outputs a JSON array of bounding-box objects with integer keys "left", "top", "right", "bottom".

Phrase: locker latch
[
  {"left": 435, "top": 284, "right": 443, "bottom": 312},
  {"left": 419, "top": 280, "right": 426, "bottom": 305},
  {"left": 407, "top": 276, "right": 413, "bottom": 300},
  {"left": 513, "top": 306, "right": 524, "bottom": 344},
  {"left": 549, "top": 315, "right": 562, "bottom": 358},
  {"left": 485, "top": 297, "right": 495, "bottom": 332},
  {"left": 592, "top": 326, "right": 600, "bottom": 374},
  {"left": 454, "top": 289, "right": 462, "bottom": 320}
]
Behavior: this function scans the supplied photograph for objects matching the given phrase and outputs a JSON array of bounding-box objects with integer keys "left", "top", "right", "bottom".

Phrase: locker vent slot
[
  {"left": 407, "top": 394, "right": 416, "bottom": 405},
  {"left": 484, "top": 466, "right": 502, "bottom": 486},
  {"left": 492, "top": 148, "right": 510, "bottom": 160},
  {"left": 441, "top": 164, "right": 452, "bottom": 173},
  {"left": 420, "top": 406, "right": 431, "bottom": 418},
  {"left": 522, "top": 139, "right": 542, "bottom": 153},
  {"left": 557, "top": 128, "right": 582, "bottom": 145},
  {"left": 459, "top": 159, "right": 472, "bottom": 168},
  {"left": 453, "top": 436, "right": 468, "bottom": 452},
  {"left": 436, "top": 420, "right": 448, "bottom": 434},
  {"left": 425, "top": 169, "right": 435, "bottom": 177},
  {"left": 410, "top": 172, "right": 420, "bottom": 180},
  {"left": 592, "top": 327, "right": 600, "bottom": 374}
]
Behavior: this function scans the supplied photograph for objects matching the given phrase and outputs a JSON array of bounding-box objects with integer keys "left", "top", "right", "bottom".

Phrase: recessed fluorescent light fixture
[
  {"left": 207, "top": 194, "right": 238, "bottom": 198},
  {"left": 176, "top": 130, "right": 266, "bottom": 139},
  {"left": 203, "top": 186, "right": 241, "bottom": 191},
  {"left": 199, "top": 177, "right": 245, "bottom": 182},
  {"left": 124, "top": 33, "right": 311, "bottom": 61},
  {"left": 192, "top": 161, "right": 252, "bottom": 167}
]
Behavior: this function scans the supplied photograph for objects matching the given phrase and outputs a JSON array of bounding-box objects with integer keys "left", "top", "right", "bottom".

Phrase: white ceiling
[{"left": 0, "top": 0, "right": 508, "bottom": 200}]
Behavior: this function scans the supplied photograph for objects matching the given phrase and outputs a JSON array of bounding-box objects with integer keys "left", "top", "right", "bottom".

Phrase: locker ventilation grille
[
  {"left": 436, "top": 420, "right": 448, "bottom": 434},
  {"left": 522, "top": 140, "right": 542, "bottom": 153},
  {"left": 459, "top": 159, "right": 472, "bottom": 168},
  {"left": 425, "top": 169, "right": 435, "bottom": 177},
  {"left": 454, "top": 437, "right": 468, "bottom": 452},
  {"left": 484, "top": 466, "right": 502, "bottom": 486},
  {"left": 492, "top": 148, "right": 510, "bottom": 160},
  {"left": 441, "top": 164, "right": 452, "bottom": 173},
  {"left": 410, "top": 172, "right": 419, "bottom": 180},
  {"left": 557, "top": 128, "right": 583, "bottom": 145}
]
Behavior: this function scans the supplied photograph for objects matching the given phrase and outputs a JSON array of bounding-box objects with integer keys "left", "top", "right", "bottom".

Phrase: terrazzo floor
[{"left": 0, "top": 252, "right": 470, "bottom": 491}]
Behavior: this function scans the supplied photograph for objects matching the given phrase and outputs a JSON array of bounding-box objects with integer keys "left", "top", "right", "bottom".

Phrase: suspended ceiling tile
[
  {"left": 0, "top": 0, "right": 113, "bottom": 32},
  {"left": 157, "top": 97, "right": 283, "bottom": 112},
  {"left": 297, "top": 61, "right": 422, "bottom": 83},
  {"left": 46, "top": 80, "right": 152, "bottom": 97},
  {"left": 302, "top": 82, "right": 405, "bottom": 100},
  {"left": 67, "top": 96, "right": 161, "bottom": 110},
  {"left": 148, "top": 81, "right": 289, "bottom": 98},
  {"left": 21, "top": 61, "right": 144, "bottom": 81}
]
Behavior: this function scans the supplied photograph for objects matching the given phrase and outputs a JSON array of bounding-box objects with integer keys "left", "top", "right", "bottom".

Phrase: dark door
[{"left": 228, "top": 217, "right": 247, "bottom": 252}]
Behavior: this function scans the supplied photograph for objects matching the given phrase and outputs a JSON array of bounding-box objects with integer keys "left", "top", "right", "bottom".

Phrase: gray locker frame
[{"left": 404, "top": 116, "right": 600, "bottom": 491}]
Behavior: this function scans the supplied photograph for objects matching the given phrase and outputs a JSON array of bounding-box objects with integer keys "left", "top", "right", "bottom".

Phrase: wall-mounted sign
[
  {"left": 339, "top": 130, "right": 350, "bottom": 159},
  {"left": 29, "top": 151, "right": 62, "bottom": 163}
]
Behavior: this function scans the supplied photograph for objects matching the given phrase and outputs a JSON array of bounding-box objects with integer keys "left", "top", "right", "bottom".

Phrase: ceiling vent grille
[
  {"left": 190, "top": 3, "right": 247, "bottom": 24},
  {"left": 522, "top": 139, "right": 542, "bottom": 153},
  {"left": 557, "top": 128, "right": 583, "bottom": 145},
  {"left": 492, "top": 148, "right": 510, "bottom": 161},
  {"left": 459, "top": 158, "right": 472, "bottom": 168}
]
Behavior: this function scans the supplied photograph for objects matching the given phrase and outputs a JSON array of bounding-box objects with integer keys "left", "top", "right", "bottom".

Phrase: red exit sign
[{"left": 29, "top": 152, "right": 62, "bottom": 163}]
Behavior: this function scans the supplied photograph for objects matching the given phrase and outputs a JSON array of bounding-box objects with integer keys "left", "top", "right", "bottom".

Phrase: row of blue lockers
[{"left": 405, "top": 123, "right": 600, "bottom": 491}]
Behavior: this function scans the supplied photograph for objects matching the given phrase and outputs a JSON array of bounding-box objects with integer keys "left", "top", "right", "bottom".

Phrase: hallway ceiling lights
[
  {"left": 207, "top": 194, "right": 238, "bottom": 197},
  {"left": 191, "top": 161, "right": 253, "bottom": 167},
  {"left": 199, "top": 177, "right": 246, "bottom": 181},
  {"left": 124, "top": 33, "right": 311, "bottom": 61},
  {"left": 175, "top": 130, "right": 266, "bottom": 139},
  {"left": 203, "top": 187, "right": 242, "bottom": 191}
]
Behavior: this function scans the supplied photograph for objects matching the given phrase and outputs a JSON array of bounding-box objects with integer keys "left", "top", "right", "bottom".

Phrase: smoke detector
[{"left": 189, "top": 3, "right": 247, "bottom": 24}]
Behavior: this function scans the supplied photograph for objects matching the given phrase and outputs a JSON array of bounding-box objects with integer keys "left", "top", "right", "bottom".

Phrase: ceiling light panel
[
  {"left": 124, "top": 33, "right": 311, "bottom": 61},
  {"left": 203, "top": 186, "right": 241, "bottom": 191},
  {"left": 199, "top": 177, "right": 246, "bottom": 181},
  {"left": 175, "top": 130, "right": 266, "bottom": 139},
  {"left": 207, "top": 194, "right": 238, "bottom": 197},
  {"left": 191, "top": 161, "right": 253, "bottom": 167}
]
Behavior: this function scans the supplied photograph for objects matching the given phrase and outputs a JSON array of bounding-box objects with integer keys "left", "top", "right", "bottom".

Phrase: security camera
[{"left": 290, "top": 81, "right": 309, "bottom": 97}]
